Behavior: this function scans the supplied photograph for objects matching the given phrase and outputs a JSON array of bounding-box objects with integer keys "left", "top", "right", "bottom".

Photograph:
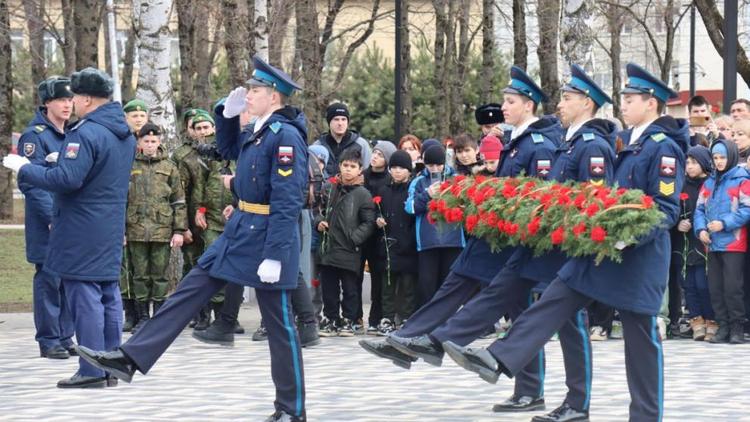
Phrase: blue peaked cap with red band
[{"left": 247, "top": 55, "right": 302, "bottom": 96}]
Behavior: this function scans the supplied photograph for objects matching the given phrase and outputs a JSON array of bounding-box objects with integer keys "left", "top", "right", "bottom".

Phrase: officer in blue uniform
[
  {"left": 4, "top": 68, "right": 135, "bottom": 388},
  {"left": 17, "top": 77, "right": 77, "bottom": 360},
  {"left": 443, "top": 63, "right": 688, "bottom": 422},
  {"left": 76, "top": 56, "right": 308, "bottom": 422},
  {"left": 361, "top": 66, "right": 560, "bottom": 412}
]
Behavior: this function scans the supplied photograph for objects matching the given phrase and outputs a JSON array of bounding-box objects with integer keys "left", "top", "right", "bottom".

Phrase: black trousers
[
  {"left": 359, "top": 242, "right": 385, "bottom": 326},
  {"left": 416, "top": 247, "right": 462, "bottom": 307},
  {"left": 667, "top": 250, "right": 684, "bottom": 326},
  {"left": 488, "top": 279, "right": 664, "bottom": 421},
  {"left": 319, "top": 265, "right": 360, "bottom": 322},
  {"left": 587, "top": 301, "right": 615, "bottom": 333},
  {"left": 707, "top": 251, "right": 746, "bottom": 324},
  {"left": 122, "top": 266, "right": 305, "bottom": 418}
]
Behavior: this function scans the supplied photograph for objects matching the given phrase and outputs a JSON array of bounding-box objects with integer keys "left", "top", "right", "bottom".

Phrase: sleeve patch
[
  {"left": 277, "top": 168, "right": 293, "bottom": 177},
  {"left": 23, "top": 143, "right": 35, "bottom": 157},
  {"left": 590, "top": 156, "right": 605, "bottom": 175},
  {"left": 536, "top": 159, "right": 551, "bottom": 176},
  {"left": 64, "top": 143, "right": 80, "bottom": 160},
  {"left": 659, "top": 180, "right": 675, "bottom": 196},
  {"left": 277, "top": 145, "right": 294, "bottom": 165},
  {"left": 659, "top": 156, "right": 676, "bottom": 177}
]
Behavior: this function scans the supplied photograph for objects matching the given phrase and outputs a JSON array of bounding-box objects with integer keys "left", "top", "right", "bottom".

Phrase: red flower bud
[
  {"left": 550, "top": 227, "right": 566, "bottom": 245},
  {"left": 572, "top": 223, "right": 587, "bottom": 238},
  {"left": 641, "top": 195, "right": 654, "bottom": 209},
  {"left": 466, "top": 214, "right": 479, "bottom": 233},
  {"left": 591, "top": 226, "right": 607, "bottom": 243},
  {"left": 679, "top": 192, "right": 689, "bottom": 201},
  {"left": 372, "top": 196, "right": 382, "bottom": 205},
  {"left": 527, "top": 217, "right": 541, "bottom": 235}
]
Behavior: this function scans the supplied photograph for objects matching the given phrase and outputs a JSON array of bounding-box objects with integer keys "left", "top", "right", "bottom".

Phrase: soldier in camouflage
[{"left": 126, "top": 123, "right": 187, "bottom": 333}]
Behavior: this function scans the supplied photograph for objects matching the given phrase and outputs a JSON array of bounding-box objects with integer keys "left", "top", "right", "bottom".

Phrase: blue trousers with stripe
[
  {"left": 34, "top": 263, "right": 75, "bottom": 351},
  {"left": 488, "top": 279, "right": 663, "bottom": 421},
  {"left": 121, "top": 267, "right": 305, "bottom": 418}
]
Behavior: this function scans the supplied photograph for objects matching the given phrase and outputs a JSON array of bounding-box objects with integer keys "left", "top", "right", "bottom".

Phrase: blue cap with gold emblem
[
  {"left": 247, "top": 55, "right": 302, "bottom": 97},
  {"left": 621, "top": 63, "right": 678, "bottom": 103},
  {"left": 503, "top": 66, "right": 548, "bottom": 104},
  {"left": 562, "top": 64, "right": 612, "bottom": 107}
]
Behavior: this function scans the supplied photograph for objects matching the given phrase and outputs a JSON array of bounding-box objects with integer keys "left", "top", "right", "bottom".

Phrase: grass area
[
  {"left": 0, "top": 229, "right": 34, "bottom": 310},
  {"left": 0, "top": 197, "right": 25, "bottom": 225}
]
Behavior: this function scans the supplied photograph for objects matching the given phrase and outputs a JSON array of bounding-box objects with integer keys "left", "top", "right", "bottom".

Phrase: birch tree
[
  {"left": 254, "top": 0, "right": 268, "bottom": 61},
  {"left": 134, "top": 0, "right": 177, "bottom": 149},
  {"left": 0, "top": 0, "right": 12, "bottom": 219}
]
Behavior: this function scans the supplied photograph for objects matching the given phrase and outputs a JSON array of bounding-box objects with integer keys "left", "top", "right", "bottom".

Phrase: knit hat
[
  {"left": 70, "top": 67, "right": 114, "bottom": 98},
  {"left": 421, "top": 139, "right": 441, "bottom": 155},
  {"left": 389, "top": 150, "right": 413, "bottom": 171},
  {"left": 326, "top": 102, "right": 350, "bottom": 124},
  {"left": 479, "top": 135, "right": 502, "bottom": 160},
  {"left": 373, "top": 140, "right": 397, "bottom": 165},
  {"left": 123, "top": 99, "right": 149, "bottom": 114},
  {"left": 423, "top": 145, "right": 446, "bottom": 165},
  {"left": 309, "top": 144, "right": 330, "bottom": 166},
  {"left": 711, "top": 142, "right": 728, "bottom": 157},
  {"left": 687, "top": 145, "right": 712, "bottom": 174}
]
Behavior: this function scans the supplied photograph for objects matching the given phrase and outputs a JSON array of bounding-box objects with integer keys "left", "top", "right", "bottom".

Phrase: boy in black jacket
[
  {"left": 373, "top": 150, "right": 418, "bottom": 335},
  {"left": 315, "top": 149, "right": 375, "bottom": 336}
]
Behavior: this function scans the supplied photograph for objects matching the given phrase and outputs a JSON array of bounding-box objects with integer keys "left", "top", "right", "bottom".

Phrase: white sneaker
[
  {"left": 590, "top": 326, "right": 607, "bottom": 341},
  {"left": 657, "top": 318, "right": 667, "bottom": 341}
]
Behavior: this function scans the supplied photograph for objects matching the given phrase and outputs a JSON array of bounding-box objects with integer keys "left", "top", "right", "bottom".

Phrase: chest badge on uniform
[
  {"left": 510, "top": 148, "right": 518, "bottom": 158},
  {"left": 659, "top": 156, "right": 676, "bottom": 177},
  {"left": 23, "top": 143, "right": 35, "bottom": 157},
  {"left": 277, "top": 146, "right": 294, "bottom": 165},
  {"left": 64, "top": 143, "right": 80, "bottom": 159},
  {"left": 590, "top": 156, "right": 605, "bottom": 175},
  {"left": 537, "top": 159, "right": 551, "bottom": 176}
]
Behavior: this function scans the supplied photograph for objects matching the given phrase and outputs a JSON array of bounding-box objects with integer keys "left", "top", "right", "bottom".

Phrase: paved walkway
[{"left": 2, "top": 308, "right": 750, "bottom": 421}]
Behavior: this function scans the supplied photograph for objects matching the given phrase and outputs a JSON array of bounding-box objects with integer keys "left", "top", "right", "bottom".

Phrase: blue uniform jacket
[
  {"left": 18, "top": 102, "right": 136, "bottom": 281},
  {"left": 198, "top": 105, "right": 308, "bottom": 290},
  {"left": 405, "top": 166, "right": 466, "bottom": 251},
  {"left": 693, "top": 139, "right": 750, "bottom": 252},
  {"left": 558, "top": 116, "right": 689, "bottom": 315},
  {"left": 507, "top": 118, "right": 617, "bottom": 288},
  {"left": 451, "top": 116, "right": 562, "bottom": 284},
  {"left": 17, "top": 109, "right": 66, "bottom": 264}
]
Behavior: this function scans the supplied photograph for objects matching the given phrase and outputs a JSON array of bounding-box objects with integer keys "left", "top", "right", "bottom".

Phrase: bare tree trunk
[
  {"left": 296, "top": 0, "right": 323, "bottom": 136},
  {"left": 397, "top": 0, "right": 411, "bottom": 134},
  {"left": 608, "top": 4, "right": 623, "bottom": 121},
  {"left": 120, "top": 22, "right": 137, "bottom": 101},
  {"left": 135, "top": 0, "right": 177, "bottom": 149},
  {"left": 24, "top": 0, "right": 46, "bottom": 98},
  {"left": 176, "top": 0, "right": 196, "bottom": 109},
  {"left": 513, "top": 0, "right": 527, "bottom": 69},
  {"left": 246, "top": 0, "right": 255, "bottom": 62},
  {"left": 433, "top": 0, "right": 449, "bottom": 138},
  {"left": 268, "top": 0, "right": 293, "bottom": 66},
  {"left": 222, "top": 0, "right": 249, "bottom": 87},
  {"left": 0, "top": 0, "right": 13, "bottom": 219},
  {"left": 73, "top": 0, "right": 101, "bottom": 68},
  {"left": 254, "top": 0, "right": 269, "bottom": 61},
  {"left": 193, "top": 2, "right": 222, "bottom": 110},
  {"left": 102, "top": 5, "right": 111, "bottom": 73},
  {"left": 661, "top": 0, "right": 676, "bottom": 83},
  {"left": 694, "top": 0, "right": 750, "bottom": 87},
  {"left": 480, "top": 0, "right": 495, "bottom": 103},
  {"left": 450, "top": 0, "right": 469, "bottom": 135},
  {"left": 536, "top": 0, "right": 560, "bottom": 114},
  {"left": 61, "top": 0, "right": 76, "bottom": 74}
]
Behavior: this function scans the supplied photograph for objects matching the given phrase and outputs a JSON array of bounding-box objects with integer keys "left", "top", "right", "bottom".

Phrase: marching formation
[{"left": 4, "top": 50, "right": 750, "bottom": 422}]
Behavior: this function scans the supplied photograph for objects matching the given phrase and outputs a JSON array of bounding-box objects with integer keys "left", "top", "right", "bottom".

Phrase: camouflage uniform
[{"left": 126, "top": 147, "right": 186, "bottom": 305}]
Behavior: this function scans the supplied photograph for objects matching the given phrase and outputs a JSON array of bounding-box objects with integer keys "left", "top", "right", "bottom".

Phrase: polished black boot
[
  {"left": 76, "top": 346, "right": 138, "bottom": 383},
  {"left": 709, "top": 322, "right": 730, "bottom": 344},
  {"left": 298, "top": 320, "right": 320, "bottom": 348},
  {"left": 492, "top": 394, "right": 545, "bottom": 412},
  {"left": 386, "top": 334, "right": 444, "bottom": 367},
  {"left": 194, "top": 305, "right": 212, "bottom": 331},
  {"left": 730, "top": 321, "right": 745, "bottom": 344},
  {"left": 442, "top": 341, "right": 510, "bottom": 384},
  {"left": 193, "top": 317, "right": 235, "bottom": 346},
  {"left": 532, "top": 402, "right": 589, "bottom": 421},
  {"left": 359, "top": 338, "right": 417, "bottom": 370},
  {"left": 122, "top": 299, "right": 138, "bottom": 332},
  {"left": 131, "top": 301, "right": 151, "bottom": 334}
]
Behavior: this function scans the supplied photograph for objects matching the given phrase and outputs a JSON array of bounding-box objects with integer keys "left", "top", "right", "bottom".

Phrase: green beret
[
  {"left": 191, "top": 113, "right": 215, "bottom": 128},
  {"left": 37, "top": 77, "right": 73, "bottom": 104},
  {"left": 70, "top": 67, "right": 114, "bottom": 98},
  {"left": 124, "top": 99, "right": 149, "bottom": 113}
]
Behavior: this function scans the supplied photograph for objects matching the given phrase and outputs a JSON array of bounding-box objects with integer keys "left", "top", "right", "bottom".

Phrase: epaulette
[
  {"left": 33, "top": 125, "right": 45, "bottom": 133},
  {"left": 269, "top": 121, "right": 282, "bottom": 134},
  {"left": 582, "top": 133, "right": 596, "bottom": 142},
  {"left": 531, "top": 133, "right": 544, "bottom": 144},
  {"left": 70, "top": 119, "right": 87, "bottom": 131},
  {"left": 650, "top": 133, "right": 666, "bottom": 143}
]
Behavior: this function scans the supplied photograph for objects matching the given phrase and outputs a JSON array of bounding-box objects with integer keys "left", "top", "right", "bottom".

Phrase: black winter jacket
[{"left": 374, "top": 180, "right": 418, "bottom": 273}]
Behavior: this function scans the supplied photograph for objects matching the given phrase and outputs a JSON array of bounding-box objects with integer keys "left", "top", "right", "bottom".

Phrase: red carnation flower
[
  {"left": 573, "top": 194, "right": 587, "bottom": 209},
  {"left": 617, "top": 188, "right": 627, "bottom": 195},
  {"left": 427, "top": 213, "right": 436, "bottom": 224},
  {"left": 506, "top": 223, "right": 519, "bottom": 236},
  {"left": 428, "top": 200, "right": 439, "bottom": 212},
  {"left": 602, "top": 196, "right": 618, "bottom": 208},
  {"left": 502, "top": 183, "right": 518, "bottom": 199},
  {"left": 572, "top": 223, "right": 587, "bottom": 238},
  {"left": 328, "top": 176, "right": 338, "bottom": 184},
  {"left": 474, "top": 175, "right": 487, "bottom": 184},
  {"left": 585, "top": 203, "right": 600, "bottom": 217},
  {"left": 591, "top": 226, "right": 607, "bottom": 243},
  {"left": 550, "top": 227, "right": 566, "bottom": 245},
  {"left": 527, "top": 217, "right": 541, "bottom": 235},
  {"left": 454, "top": 175, "right": 467, "bottom": 183},
  {"left": 482, "top": 187, "right": 496, "bottom": 201},
  {"left": 373, "top": 196, "right": 382, "bottom": 205},
  {"left": 449, "top": 207, "right": 464, "bottom": 223},
  {"left": 679, "top": 192, "right": 689, "bottom": 201},
  {"left": 557, "top": 194, "right": 573, "bottom": 206},
  {"left": 483, "top": 212, "right": 498, "bottom": 227},
  {"left": 641, "top": 195, "right": 654, "bottom": 209},
  {"left": 466, "top": 214, "right": 479, "bottom": 233},
  {"left": 440, "top": 180, "right": 452, "bottom": 191}
]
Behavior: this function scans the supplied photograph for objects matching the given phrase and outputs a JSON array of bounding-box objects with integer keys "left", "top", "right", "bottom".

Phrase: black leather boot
[
  {"left": 131, "top": 301, "right": 151, "bottom": 334},
  {"left": 122, "top": 299, "right": 137, "bottom": 332},
  {"left": 194, "top": 305, "right": 212, "bottom": 331},
  {"left": 730, "top": 321, "right": 745, "bottom": 344},
  {"left": 709, "top": 322, "right": 730, "bottom": 343},
  {"left": 152, "top": 300, "right": 164, "bottom": 317}
]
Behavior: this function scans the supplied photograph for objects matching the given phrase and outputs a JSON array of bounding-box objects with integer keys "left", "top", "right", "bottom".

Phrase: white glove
[
  {"left": 3, "top": 154, "right": 31, "bottom": 173},
  {"left": 45, "top": 152, "right": 59, "bottom": 163},
  {"left": 257, "top": 259, "right": 282, "bottom": 283},
  {"left": 223, "top": 87, "right": 248, "bottom": 118}
]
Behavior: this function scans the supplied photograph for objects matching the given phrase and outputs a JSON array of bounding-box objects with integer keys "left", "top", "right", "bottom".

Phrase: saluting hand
[
  {"left": 2, "top": 154, "right": 30, "bottom": 173},
  {"left": 223, "top": 87, "right": 248, "bottom": 118}
]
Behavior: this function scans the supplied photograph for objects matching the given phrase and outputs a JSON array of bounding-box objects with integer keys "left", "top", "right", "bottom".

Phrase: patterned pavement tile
[{"left": 2, "top": 310, "right": 750, "bottom": 421}]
